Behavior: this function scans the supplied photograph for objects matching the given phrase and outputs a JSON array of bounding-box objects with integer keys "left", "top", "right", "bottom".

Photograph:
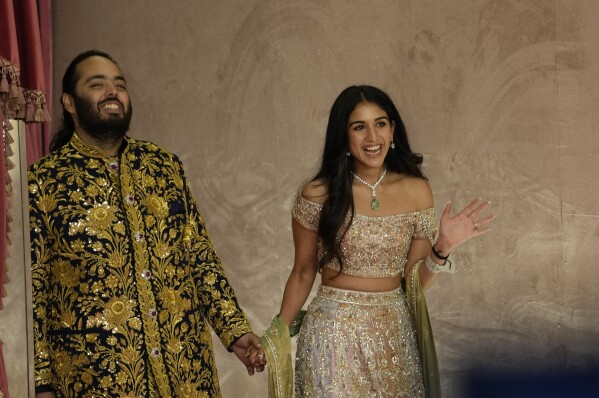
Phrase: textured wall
[
  {"left": 0, "top": 121, "right": 34, "bottom": 397},
  {"left": 19, "top": 0, "right": 596, "bottom": 396}
]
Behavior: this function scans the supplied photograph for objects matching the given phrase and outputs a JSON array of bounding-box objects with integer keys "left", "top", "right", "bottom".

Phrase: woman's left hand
[{"left": 436, "top": 198, "right": 494, "bottom": 253}]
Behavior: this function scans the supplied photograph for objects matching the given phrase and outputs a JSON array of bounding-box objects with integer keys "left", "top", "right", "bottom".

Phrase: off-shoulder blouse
[{"left": 291, "top": 193, "right": 438, "bottom": 278}]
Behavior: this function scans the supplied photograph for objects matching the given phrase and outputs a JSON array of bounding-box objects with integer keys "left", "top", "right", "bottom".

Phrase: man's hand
[{"left": 231, "top": 332, "right": 266, "bottom": 375}]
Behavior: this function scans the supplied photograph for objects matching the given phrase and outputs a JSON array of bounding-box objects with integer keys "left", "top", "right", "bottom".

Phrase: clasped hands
[{"left": 231, "top": 332, "right": 266, "bottom": 375}]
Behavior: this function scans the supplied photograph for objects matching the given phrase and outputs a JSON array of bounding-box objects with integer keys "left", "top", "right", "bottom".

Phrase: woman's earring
[
  {"left": 346, "top": 151, "right": 351, "bottom": 157},
  {"left": 390, "top": 141, "right": 395, "bottom": 149}
]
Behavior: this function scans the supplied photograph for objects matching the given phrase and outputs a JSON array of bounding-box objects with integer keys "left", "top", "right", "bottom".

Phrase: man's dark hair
[{"left": 49, "top": 50, "right": 119, "bottom": 151}]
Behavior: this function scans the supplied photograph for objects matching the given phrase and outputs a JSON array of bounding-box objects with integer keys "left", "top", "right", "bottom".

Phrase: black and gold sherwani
[{"left": 29, "top": 134, "right": 252, "bottom": 397}]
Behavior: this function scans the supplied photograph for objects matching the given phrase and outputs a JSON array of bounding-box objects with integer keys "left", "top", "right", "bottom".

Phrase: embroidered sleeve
[
  {"left": 413, "top": 208, "right": 438, "bottom": 245},
  {"left": 28, "top": 163, "right": 56, "bottom": 391},
  {"left": 291, "top": 193, "right": 322, "bottom": 231},
  {"left": 177, "top": 159, "right": 252, "bottom": 350}
]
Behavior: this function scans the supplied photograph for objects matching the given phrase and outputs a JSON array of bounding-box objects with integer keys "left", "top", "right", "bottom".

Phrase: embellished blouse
[
  {"left": 29, "top": 134, "right": 251, "bottom": 397},
  {"left": 291, "top": 193, "right": 438, "bottom": 278}
]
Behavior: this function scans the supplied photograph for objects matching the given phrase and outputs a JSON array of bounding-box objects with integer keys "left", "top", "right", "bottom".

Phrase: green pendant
[{"left": 371, "top": 197, "right": 379, "bottom": 210}]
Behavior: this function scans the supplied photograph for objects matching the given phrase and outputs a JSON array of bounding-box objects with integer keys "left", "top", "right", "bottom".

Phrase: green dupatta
[
  {"left": 405, "top": 259, "right": 442, "bottom": 398},
  {"left": 260, "top": 312, "right": 305, "bottom": 398}
]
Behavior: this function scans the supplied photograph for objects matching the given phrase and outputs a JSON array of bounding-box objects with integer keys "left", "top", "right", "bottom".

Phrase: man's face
[{"left": 66, "top": 56, "right": 133, "bottom": 141}]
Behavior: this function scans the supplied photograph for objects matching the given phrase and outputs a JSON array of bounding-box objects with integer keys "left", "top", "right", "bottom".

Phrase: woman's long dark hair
[
  {"left": 314, "top": 85, "right": 426, "bottom": 271},
  {"left": 49, "top": 49, "right": 118, "bottom": 151}
]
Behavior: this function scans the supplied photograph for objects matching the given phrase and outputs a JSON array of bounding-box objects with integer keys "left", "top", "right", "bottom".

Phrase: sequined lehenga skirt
[{"left": 295, "top": 285, "right": 425, "bottom": 398}]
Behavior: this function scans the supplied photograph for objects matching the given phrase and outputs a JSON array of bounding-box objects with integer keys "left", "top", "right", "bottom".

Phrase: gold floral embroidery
[
  {"left": 142, "top": 173, "right": 156, "bottom": 189},
  {"left": 38, "top": 194, "right": 57, "bottom": 213},
  {"left": 172, "top": 173, "right": 183, "bottom": 190},
  {"left": 108, "top": 251, "right": 126, "bottom": 268},
  {"left": 204, "top": 272, "right": 217, "bottom": 286},
  {"left": 220, "top": 299, "right": 238, "bottom": 317},
  {"left": 71, "top": 239, "right": 85, "bottom": 252},
  {"left": 59, "top": 311, "right": 76, "bottom": 328},
  {"left": 85, "top": 184, "right": 100, "bottom": 197},
  {"left": 115, "top": 372, "right": 129, "bottom": 385},
  {"left": 143, "top": 194, "right": 169, "bottom": 218},
  {"left": 69, "top": 219, "right": 85, "bottom": 235},
  {"left": 167, "top": 338, "right": 184, "bottom": 354},
  {"left": 54, "top": 260, "right": 81, "bottom": 287},
  {"left": 105, "top": 275, "right": 119, "bottom": 289},
  {"left": 54, "top": 350, "right": 90, "bottom": 379},
  {"left": 128, "top": 317, "right": 142, "bottom": 331},
  {"left": 154, "top": 242, "right": 171, "bottom": 259},
  {"left": 86, "top": 202, "right": 117, "bottom": 231},
  {"left": 53, "top": 351, "right": 75, "bottom": 378},
  {"left": 87, "top": 159, "right": 101, "bottom": 169},
  {"left": 120, "top": 347, "right": 138, "bottom": 364},
  {"left": 145, "top": 215, "right": 156, "bottom": 227},
  {"left": 103, "top": 298, "right": 134, "bottom": 328},
  {"left": 96, "top": 177, "right": 108, "bottom": 187},
  {"left": 69, "top": 190, "right": 84, "bottom": 202},
  {"left": 158, "top": 287, "right": 190, "bottom": 313},
  {"left": 114, "top": 222, "right": 126, "bottom": 234}
]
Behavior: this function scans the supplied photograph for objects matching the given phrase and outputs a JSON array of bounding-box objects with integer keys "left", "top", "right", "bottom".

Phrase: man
[{"left": 29, "top": 50, "right": 265, "bottom": 397}]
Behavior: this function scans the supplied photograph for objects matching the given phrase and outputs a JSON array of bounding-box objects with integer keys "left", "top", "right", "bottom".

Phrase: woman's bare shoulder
[{"left": 389, "top": 173, "right": 433, "bottom": 209}]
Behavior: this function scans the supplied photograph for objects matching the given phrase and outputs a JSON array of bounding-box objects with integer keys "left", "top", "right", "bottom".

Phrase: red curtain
[
  {"left": 1, "top": 0, "right": 53, "bottom": 163},
  {"left": 0, "top": 0, "right": 53, "bottom": 396}
]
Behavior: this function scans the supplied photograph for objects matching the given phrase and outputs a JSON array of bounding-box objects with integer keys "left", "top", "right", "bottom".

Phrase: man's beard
[{"left": 73, "top": 94, "right": 133, "bottom": 142}]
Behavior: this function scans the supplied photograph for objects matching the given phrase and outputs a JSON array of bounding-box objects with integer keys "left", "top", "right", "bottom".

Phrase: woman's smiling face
[{"left": 347, "top": 101, "right": 394, "bottom": 174}]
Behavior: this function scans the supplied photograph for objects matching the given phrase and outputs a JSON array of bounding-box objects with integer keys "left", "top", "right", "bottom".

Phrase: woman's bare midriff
[{"left": 321, "top": 267, "right": 402, "bottom": 292}]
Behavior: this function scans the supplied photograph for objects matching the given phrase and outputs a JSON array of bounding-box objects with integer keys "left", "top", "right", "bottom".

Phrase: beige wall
[
  {"left": 0, "top": 120, "right": 34, "bottom": 397},
  {"left": 4, "top": 0, "right": 594, "bottom": 396}
]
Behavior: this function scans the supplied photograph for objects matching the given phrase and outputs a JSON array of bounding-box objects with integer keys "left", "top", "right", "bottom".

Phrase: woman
[{"left": 262, "top": 85, "right": 493, "bottom": 397}]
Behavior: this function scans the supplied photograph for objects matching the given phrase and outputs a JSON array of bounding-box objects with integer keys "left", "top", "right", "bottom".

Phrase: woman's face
[{"left": 346, "top": 101, "right": 394, "bottom": 174}]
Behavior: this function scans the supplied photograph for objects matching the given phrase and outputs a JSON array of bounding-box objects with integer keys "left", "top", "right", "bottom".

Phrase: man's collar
[{"left": 70, "top": 132, "right": 130, "bottom": 159}]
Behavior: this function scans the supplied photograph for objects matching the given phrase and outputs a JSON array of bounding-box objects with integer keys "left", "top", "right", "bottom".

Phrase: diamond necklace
[{"left": 351, "top": 167, "right": 387, "bottom": 210}]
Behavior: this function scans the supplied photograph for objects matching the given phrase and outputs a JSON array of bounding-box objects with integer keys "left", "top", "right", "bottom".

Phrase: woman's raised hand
[{"left": 436, "top": 198, "right": 495, "bottom": 253}]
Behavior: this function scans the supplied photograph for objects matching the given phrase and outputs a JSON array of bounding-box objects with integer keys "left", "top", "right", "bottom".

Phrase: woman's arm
[
  {"left": 403, "top": 178, "right": 439, "bottom": 288},
  {"left": 406, "top": 238, "right": 440, "bottom": 290},
  {"left": 278, "top": 218, "right": 319, "bottom": 326}
]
